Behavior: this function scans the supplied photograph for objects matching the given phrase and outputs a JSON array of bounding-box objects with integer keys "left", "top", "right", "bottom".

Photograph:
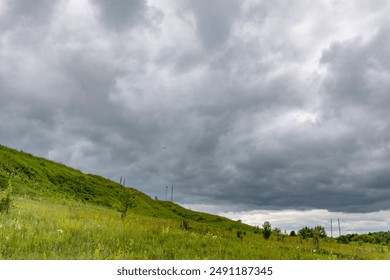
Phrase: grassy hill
[{"left": 1, "top": 144, "right": 390, "bottom": 259}]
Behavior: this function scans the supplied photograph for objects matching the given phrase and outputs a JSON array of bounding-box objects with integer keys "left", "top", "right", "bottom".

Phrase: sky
[{"left": 1, "top": 0, "right": 390, "bottom": 234}]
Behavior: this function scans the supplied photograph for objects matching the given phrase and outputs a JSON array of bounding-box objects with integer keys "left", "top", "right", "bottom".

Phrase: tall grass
[{"left": 1, "top": 196, "right": 389, "bottom": 260}]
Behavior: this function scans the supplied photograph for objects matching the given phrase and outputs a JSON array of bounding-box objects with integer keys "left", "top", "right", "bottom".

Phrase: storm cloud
[{"left": 1, "top": 0, "right": 390, "bottom": 221}]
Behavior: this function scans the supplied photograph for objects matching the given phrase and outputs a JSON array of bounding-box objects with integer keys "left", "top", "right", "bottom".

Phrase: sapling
[{"left": 119, "top": 188, "right": 136, "bottom": 220}]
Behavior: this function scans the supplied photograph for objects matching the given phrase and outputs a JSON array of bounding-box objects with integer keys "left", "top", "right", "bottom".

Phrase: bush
[
  {"left": 313, "top": 226, "right": 327, "bottom": 238},
  {"left": 262, "top": 221, "right": 272, "bottom": 240},
  {"left": 0, "top": 175, "right": 8, "bottom": 189},
  {"left": 297, "top": 226, "right": 327, "bottom": 250},
  {"left": 180, "top": 219, "right": 190, "bottom": 230},
  {"left": 0, "top": 180, "right": 12, "bottom": 213},
  {"left": 119, "top": 188, "right": 136, "bottom": 220},
  {"left": 298, "top": 226, "right": 313, "bottom": 239}
]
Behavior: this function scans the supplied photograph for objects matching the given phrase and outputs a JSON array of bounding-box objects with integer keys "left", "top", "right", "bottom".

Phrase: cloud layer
[{"left": 1, "top": 0, "right": 390, "bottom": 215}]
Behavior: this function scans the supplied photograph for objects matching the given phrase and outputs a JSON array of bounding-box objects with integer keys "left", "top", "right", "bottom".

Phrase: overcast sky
[{"left": 1, "top": 0, "right": 390, "bottom": 233}]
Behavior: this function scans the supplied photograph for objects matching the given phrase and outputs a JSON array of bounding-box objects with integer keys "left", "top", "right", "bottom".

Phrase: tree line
[{"left": 337, "top": 232, "right": 390, "bottom": 245}]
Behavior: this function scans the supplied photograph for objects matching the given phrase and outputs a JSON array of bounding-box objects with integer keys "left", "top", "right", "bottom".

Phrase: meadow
[
  {"left": 1, "top": 144, "right": 390, "bottom": 260},
  {"left": 1, "top": 195, "right": 390, "bottom": 260}
]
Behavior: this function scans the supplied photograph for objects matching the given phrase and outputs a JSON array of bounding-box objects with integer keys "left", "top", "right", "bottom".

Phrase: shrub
[
  {"left": 0, "top": 175, "right": 8, "bottom": 189},
  {"left": 313, "top": 226, "right": 327, "bottom": 238},
  {"left": 180, "top": 219, "right": 190, "bottom": 230},
  {"left": 119, "top": 188, "right": 136, "bottom": 220},
  {"left": 337, "top": 234, "right": 352, "bottom": 244},
  {"left": 298, "top": 226, "right": 313, "bottom": 239},
  {"left": 297, "top": 226, "right": 326, "bottom": 250},
  {"left": 0, "top": 180, "right": 13, "bottom": 213},
  {"left": 262, "top": 221, "right": 272, "bottom": 240}
]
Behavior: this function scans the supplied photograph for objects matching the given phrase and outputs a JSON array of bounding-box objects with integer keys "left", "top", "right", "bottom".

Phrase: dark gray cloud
[
  {"left": 0, "top": 0, "right": 58, "bottom": 28},
  {"left": 182, "top": 0, "right": 241, "bottom": 49},
  {"left": 1, "top": 0, "right": 390, "bottom": 219},
  {"left": 93, "top": 0, "right": 147, "bottom": 30}
]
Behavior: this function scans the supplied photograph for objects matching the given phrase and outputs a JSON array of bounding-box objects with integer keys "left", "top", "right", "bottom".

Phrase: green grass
[
  {"left": 1, "top": 196, "right": 389, "bottom": 260},
  {"left": 1, "top": 144, "right": 390, "bottom": 260}
]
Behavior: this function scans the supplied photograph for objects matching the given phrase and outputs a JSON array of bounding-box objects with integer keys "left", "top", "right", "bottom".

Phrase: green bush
[
  {"left": 180, "top": 219, "right": 190, "bottom": 230},
  {"left": 0, "top": 175, "right": 8, "bottom": 189},
  {"left": 119, "top": 188, "right": 136, "bottom": 220},
  {"left": 0, "top": 180, "right": 12, "bottom": 213},
  {"left": 298, "top": 226, "right": 313, "bottom": 239},
  {"left": 262, "top": 221, "right": 272, "bottom": 240}
]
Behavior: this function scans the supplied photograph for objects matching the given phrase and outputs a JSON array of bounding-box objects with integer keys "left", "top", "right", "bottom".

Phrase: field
[
  {"left": 1, "top": 144, "right": 390, "bottom": 260},
  {"left": 2, "top": 196, "right": 390, "bottom": 260}
]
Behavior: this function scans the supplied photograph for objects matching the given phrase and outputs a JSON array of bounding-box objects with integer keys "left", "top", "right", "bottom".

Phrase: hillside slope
[{"left": 0, "top": 144, "right": 249, "bottom": 230}]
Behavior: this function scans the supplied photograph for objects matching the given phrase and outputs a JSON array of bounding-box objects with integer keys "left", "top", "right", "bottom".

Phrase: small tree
[
  {"left": 313, "top": 226, "right": 327, "bottom": 238},
  {"left": 298, "top": 226, "right": 313, "bottom": 239},
  {"left": 313, "top": 226, "right": 327, "bottom": 250},
  {"left": 290, "top": 230, "right": 297, "bottom": 237},
  {"left": 262, "top": 221, "right": 272, "bottom": 240},
  {"left": 119, "top": 188, "right": 136, "bottom": 220}
]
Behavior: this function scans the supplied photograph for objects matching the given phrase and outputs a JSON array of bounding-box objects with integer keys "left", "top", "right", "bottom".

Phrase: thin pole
[
  {"left": 120, "top": 176, "right": 122, "bottom": 185},
  {"left": 123, "top": 178, "right": 126, "bottom": 186},
  {"left": 165, "top": 186, "right": 168, "bottom": 201},
  {"left": 338, "top": 218, "right": 341, "bottom": 237},
  {"left": 330, "top": 218, "right": 333, "bottom": 238},
  {"left": 171, "top": 185, "right": 173, "bottom": 202}
]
